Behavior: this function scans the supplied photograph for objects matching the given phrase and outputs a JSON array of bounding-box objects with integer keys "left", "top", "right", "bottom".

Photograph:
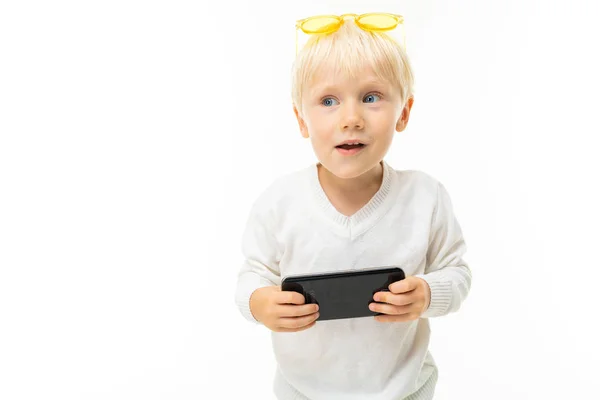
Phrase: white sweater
[{"left": 235, "top": 161, "right": 472, "bottom": 400}]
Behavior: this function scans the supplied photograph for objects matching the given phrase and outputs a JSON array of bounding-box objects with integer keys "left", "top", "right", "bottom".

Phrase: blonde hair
[{"left": 292, "top": 21, "right": 414, "bottom": 116}]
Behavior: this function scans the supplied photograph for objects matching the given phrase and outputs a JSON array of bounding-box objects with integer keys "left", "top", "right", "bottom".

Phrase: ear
[
  {"left": 395, "top": 96, "right": 415, "bottom": 133},
  {"left": 294, "top": 106, "right": 310, "bottom": 138}
]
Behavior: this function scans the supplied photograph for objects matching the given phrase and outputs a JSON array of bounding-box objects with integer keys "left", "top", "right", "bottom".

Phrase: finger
[
  {"left": 274, "top": 320, "right": 317, "bottom": 333},
  {"left": 389, "top": 277, "right": 417, "bottom": 294},
  {"left": 373, "top": 292, "right": 414, "bottom": 306},
  {"left": 369, "top": 302, "right": 412, "bottom": 315},
  {"left": 277, "top": 304, "right": 319, "bottom": 317},
  {"left": 276, "top": 290, "right": 306, "bottom": 305},
  {"left": 278, "top": 312, "right": 320, "bottom": 330},
  {"left": 374, "top": 312, "right": 420, "bottom": 323}
]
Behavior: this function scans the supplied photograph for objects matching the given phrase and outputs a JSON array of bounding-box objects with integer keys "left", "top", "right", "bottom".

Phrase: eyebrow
[{"left": 310, "top": 79, "right": 388, "bottom": 95}]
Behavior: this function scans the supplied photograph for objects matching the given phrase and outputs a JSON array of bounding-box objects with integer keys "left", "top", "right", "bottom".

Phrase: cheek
[
  {"left": 307, "top": 117, "right": 335, "bottom": 139},
  {"left": 369, "top": 112, "right": 397, "bottom": 137}
]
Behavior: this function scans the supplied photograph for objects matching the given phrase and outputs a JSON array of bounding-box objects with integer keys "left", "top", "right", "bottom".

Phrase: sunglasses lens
[
  {"left": 357, "top": 14, "right": 399, "bottom": 31},
  {"left": 301, "top": 16, "right": 341, "bottom": 34}
]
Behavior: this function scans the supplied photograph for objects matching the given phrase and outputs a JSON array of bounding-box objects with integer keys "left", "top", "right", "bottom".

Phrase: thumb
[{"left": 389, "top": 277, "right": 415, "bottom": 293}]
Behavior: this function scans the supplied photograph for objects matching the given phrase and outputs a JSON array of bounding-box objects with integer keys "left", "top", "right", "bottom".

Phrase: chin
[{"left": 321, "top": 161, "right": 375, "bottom": 180}]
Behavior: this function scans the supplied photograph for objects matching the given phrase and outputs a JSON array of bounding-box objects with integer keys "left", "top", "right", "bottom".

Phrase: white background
[{"left": 1, "top": 0, "right": 599, "bottom": 399}]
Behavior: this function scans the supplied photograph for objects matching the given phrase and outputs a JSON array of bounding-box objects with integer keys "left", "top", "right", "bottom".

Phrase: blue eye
[
  {"left": 321, "top": 97, "right": 339, "bottom": 107},
  {"left": 363, "top": 94, "right": 381, "bottom": 103}
]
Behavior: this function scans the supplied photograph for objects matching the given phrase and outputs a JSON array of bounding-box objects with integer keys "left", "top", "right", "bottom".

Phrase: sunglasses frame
[{"left": 295, "top": 13, "right": 406, "bottom": 54}]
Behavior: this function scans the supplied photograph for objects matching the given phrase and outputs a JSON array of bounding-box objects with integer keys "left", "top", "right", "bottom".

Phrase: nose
[{"left": 340, "top": 103, "right": 365, "bottom": 131}]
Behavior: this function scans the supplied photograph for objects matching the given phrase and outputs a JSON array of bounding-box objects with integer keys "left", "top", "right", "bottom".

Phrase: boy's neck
[{"left": 316, "top": 162, "right": 384, "bottom": 215}]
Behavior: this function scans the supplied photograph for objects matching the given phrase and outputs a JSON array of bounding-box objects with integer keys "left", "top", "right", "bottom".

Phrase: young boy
[{"left": 234, "top": 14, "right": 472, "bottom": 400}]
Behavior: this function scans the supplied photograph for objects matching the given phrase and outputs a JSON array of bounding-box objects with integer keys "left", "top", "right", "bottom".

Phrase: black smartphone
[{"left": 281, "top": 267, "right": 405, "bottom": 321}]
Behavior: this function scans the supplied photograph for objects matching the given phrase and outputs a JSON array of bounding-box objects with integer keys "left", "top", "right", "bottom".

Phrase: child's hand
[
  {"left": 249, "top": 286, "right": 320, "bottom": 332},
  {"left": 369, "top": 276, "right": 431, "bottom": 322}
]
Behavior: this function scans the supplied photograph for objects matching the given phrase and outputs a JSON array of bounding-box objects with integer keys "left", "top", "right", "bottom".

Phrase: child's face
[{"left": 295, "top": 66, "right": 413, "bottom": 180}]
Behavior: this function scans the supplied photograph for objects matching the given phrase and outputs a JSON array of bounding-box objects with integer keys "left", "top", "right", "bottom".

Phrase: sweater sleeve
[
  {"left": 415, "top": 182, "right": 472, "bottom": 318},
  {"left": 234, "top": 195, "right": 281, "bottom": 324}
]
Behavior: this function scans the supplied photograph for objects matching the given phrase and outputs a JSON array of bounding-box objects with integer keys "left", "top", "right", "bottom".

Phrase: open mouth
[
  {"left": 335, "top": 142, "right": 366, "bottom": 155},
  {"left": 335, "top": 143, "right": 365, "bottom": 150}
]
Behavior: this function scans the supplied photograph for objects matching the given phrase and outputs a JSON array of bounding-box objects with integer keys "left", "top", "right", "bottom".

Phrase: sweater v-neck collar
[{"left": 307, "top": 160, "right": 398, "bottom": 240}]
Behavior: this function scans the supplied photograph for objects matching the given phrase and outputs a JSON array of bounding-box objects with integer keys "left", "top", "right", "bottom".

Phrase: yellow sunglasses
[{"left": 295, "top": 13, "right": 406, "bottom": 53}]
